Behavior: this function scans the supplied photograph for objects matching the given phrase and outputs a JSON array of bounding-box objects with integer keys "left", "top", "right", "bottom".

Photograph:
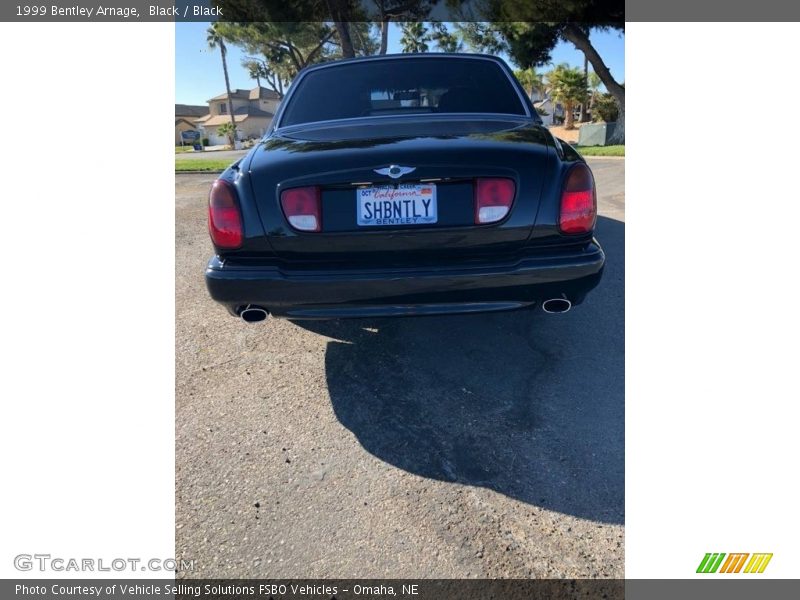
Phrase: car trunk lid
[{"left": 246, "top": 117, "right": 552, "bottom": 265}]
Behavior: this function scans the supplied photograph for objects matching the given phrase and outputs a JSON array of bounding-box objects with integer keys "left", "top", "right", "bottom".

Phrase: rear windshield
[{"left": 279, "top": 57, "right": 527, "bottom": 127}]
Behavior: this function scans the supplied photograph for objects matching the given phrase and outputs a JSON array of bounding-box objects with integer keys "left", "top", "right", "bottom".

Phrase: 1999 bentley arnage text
[{"left": 205, "top": 54, "right": 605, "bottom": 322}]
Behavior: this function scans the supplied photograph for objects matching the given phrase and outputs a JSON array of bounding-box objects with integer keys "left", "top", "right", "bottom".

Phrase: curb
[{"left": 176, "top": 170, "right": 225, "bottom": 175}]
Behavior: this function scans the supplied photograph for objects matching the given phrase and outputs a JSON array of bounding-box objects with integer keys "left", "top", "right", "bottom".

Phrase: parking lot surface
[{"left": 175, "top": 158, "right": 625, "bottom": 577}]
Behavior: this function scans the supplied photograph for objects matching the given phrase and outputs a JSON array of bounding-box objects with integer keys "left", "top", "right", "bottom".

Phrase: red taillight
[
  {"left": 559, "top": 163, "right": 597, "bottom": 234},
  {"left": 280, "top": 186, "right": 321, "bottom": 232},
  {"left": 208, "top": 179, "right": 243, "bottom": 249},
  {"left": 474, "top": 178, "right": 515, "bottom": 224}
]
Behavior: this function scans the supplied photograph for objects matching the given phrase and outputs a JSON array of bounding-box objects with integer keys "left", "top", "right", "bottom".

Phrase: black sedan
[{"left": 205, "top": 53, "right": 604, "bottom": 322}]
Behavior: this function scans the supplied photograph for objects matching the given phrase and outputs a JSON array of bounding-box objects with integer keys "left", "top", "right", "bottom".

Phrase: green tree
[
  {"left": 579, "top": 55, "right": 589, "bottom": 122},
  {"left": 588, "top": 71, "right": 602, "bottom": 97},
  {"left": 349, "top": 22, "right": 381, "bottom": 56},
  {"left": 242, "top": 54, "right": 290, "bottom": 98},
  {"left": 400, "top": 22, "right": 429, "bottom": 52},
  {"left": 455, "top": 22, "right": 508, "bottom": 55},
  {"left": 216, "top": 21, "right": 378, "bottom": 97},
  {"left": 216, "top": 122, "right": 238, "bottom": 148},
  {"left": 514, "top": 67, "right": 545, "bottom": 100},
  {"left": 206, "top": 24, "right": 239, "bottom": 146},
  {"left": 592, "top": 91, "right": 620, "bottom": 123},
  {"left": 242, "top": 58, "right": 265, "bottom": 87},
  {"left": 461, "top": 1, "right": 626, "bottom": 143},
  {"left": 215, "top": 0, "right": 421, "bottom": 59},
  {"left": 326, "top": 0, "right": 356, "bottom": 57},
  {"left": 398, "top": 21, "right": 461, "bottom": 53},
  {"left": 372, "top": 1, "right": 433, "bottom": 54},
  {"left": 429, "top": 22, "right": 461, "bottom": 52},
  {"left": 546, "top": 64, "right": 587, "bottom": 130},
  {"left": 216, "top": 22, "right": 335, "bottom": 72},
  {"left": 587, "top": 71, "right": 602, "bottom": 118},
  {"left": 214, "top": 22, "right": 337, "bottom": 97}
]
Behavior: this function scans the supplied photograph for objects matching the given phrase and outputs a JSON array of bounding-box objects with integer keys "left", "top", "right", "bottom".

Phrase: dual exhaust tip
[
  {"left": 238, "top": 305, "right": 269, "bottom": 323},
  {"left": 541, "top": 297, "right": 572, "bottom": 314},
  {"left": 238, "top": 298, "right": 571, "bottom": 322}
]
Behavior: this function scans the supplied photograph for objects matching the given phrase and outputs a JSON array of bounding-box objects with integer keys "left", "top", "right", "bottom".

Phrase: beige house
[
  {"left": 194, "top": 87, "right": 280, "bottom": 146},
  {"left": 175, "top": 104, "right": 207, "bottom": 144}
]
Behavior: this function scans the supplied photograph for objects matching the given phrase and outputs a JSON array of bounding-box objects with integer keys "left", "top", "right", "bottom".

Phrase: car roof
[{"left": 299, "top": 53, "right": 509, "bottom": 74}]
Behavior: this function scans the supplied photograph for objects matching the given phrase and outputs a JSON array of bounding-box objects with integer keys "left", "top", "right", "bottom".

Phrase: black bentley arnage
[{"left": 205, "top": 53, "right": 604, "bottom": 322}]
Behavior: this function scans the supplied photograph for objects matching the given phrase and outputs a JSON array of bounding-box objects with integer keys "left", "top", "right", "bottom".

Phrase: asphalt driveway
[{"left": 175, "top": 157, "right": 625, "bottom": 577}]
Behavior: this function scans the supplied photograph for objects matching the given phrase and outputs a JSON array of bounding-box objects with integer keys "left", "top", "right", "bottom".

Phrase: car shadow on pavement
[{"left": 294, "top": 215, "right": 624, "bottom": 525}]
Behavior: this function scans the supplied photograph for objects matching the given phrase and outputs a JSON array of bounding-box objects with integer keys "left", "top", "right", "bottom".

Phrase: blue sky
[{"left": 175, "top": 22, "right": 624, "bottom": 105}]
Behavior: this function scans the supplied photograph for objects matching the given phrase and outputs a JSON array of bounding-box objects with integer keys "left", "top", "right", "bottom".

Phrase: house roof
[
  {"left": 195, "top": 106, "right": 274, "bottom": 127},
  {"left": 207, "top": 88, "right": 250, "bottom": 102},
  {"left": 197, "top": 112, "right": 271, "bottom": 127},
  {"left": 207, "top": 86, "right": 281, "bottom": 102},
  {"left": 175, "top": 104, "right": 208, "bottom": 117},
  {"left": 236, "top": 106, "right": 273, "bottom": 118},
  {"left": 249, "top": 86, "right": 281, "bottom": 100}
]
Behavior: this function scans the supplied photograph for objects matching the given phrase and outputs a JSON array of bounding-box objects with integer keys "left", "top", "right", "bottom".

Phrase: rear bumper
[{"left": 205, "top": 242, "right": 605, "bottom": 319}]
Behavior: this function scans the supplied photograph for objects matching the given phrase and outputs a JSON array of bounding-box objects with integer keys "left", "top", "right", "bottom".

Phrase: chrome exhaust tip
[
  {"left": 541, "top": 297, "right": 572, "bottom": 314},
  {"left": 238, "top": 305, "right": 269, "bottom": 323}
]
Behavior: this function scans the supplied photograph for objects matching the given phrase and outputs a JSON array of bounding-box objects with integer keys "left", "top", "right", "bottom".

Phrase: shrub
[{"left": 592, "top": 93, "right": 619, "bottom": 123}]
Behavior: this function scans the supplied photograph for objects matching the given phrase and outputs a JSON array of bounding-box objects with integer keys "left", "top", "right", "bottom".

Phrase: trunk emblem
[{"left": 374, "top": 165, "right": 416, "bottom": 179}]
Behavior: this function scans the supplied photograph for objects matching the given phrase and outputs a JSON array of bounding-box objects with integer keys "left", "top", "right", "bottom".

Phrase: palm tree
[
  {"left": 207, "top": 24, "right": 238, "bottom": 147},
  {"left": 587, "top": 71, "right": 602, "bottom": 119},
  {"left": 216, "top": 122, "right": 237, "bottom": 148},
  {"left": 545, "top": 64, "right": 587, "bottom": 130},
  {"left": 514, "top": 67, "right": 545, "bottom": 101},
  {"left": 242, "top": 59, "right": 264, "bottom": 87},
  {"left": 579, "top": 55, "right": 589, "bottom": 122},
  {"left": 429, "top": 22, "right": 461, "bottom": 53},
  {"left": 399, "top": 22, "right": 429, "bottom": 53}
]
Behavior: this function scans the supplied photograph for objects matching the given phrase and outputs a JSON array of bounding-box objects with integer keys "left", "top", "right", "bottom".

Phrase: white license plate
[{"left": 357, "top": 184, "right": 437, "bottom": 227}]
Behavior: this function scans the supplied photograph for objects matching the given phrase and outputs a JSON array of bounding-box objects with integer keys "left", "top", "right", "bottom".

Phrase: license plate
[{"left": 357, "top": 184, "right": 437, "bottom": 227}]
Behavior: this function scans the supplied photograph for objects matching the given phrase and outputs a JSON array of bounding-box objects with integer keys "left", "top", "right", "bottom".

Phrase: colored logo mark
[{"left": 697, "top": 553, "right": 773, "bottom": 573}]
